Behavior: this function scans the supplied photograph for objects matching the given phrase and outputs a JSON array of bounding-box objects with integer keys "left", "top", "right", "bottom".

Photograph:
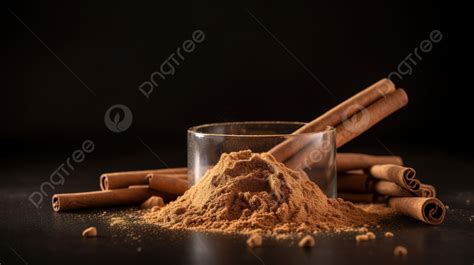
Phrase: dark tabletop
[{"left": 1, "top": 145, "right": 473, "bottom": 265}]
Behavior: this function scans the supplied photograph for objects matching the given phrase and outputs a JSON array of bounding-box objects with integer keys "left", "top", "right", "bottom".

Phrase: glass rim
[{"left": 187, "top": 121, "right": 335, "bottom": 138}]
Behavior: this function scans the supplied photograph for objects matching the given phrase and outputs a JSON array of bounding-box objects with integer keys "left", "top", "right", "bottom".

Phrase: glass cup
[{"left": 187, "top": 121, "right": 336, "bottom": 198}]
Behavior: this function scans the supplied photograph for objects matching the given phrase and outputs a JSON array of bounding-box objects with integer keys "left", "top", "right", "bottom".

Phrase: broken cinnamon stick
[
  {"left": 369, "top": 164, "right": 419, "bottom": 192},
  {"left": 269, "top": 78, "right": 396, "bottom": 162},
  {"left": 100, "top": 167, "right": 187, "bottom": 190},
  {"left": 147, "top": 174, "right": 189, "bottom": 195},
  {"left": 52, "top": 187, "right": 175, "bottom": 212},
  {"left": 336, "top": 153, "right": 403, "bottom": 172},
  {"left": 388, "top": 197, "right": 446, "bottom": 225}
]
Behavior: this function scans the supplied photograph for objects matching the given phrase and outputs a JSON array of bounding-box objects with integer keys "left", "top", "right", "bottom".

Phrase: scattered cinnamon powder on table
[{"left": 144, "top": 150, "right": 394, "bottom": 238}]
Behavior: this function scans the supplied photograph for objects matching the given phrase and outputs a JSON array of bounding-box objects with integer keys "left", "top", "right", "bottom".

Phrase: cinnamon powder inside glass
[{"left": 144, "top": 150, "right": 394, "bottom": 237}]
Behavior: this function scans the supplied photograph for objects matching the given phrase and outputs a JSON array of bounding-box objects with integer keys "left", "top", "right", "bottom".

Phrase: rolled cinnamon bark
[
  {"left": 414, "top": 184, "right": 437, "bottom": 197},
  {"left": 147, "top": 174, "right": 189, "bottom": 196},
  {"left": 52, "top": 188, "right": 176, "bottom": 212},
  {"left": 388, "top": 197, "right": 446, "bottom": 225},
  {"left": 337, "top": 173, "right": 416, "bottom": 197},
  {"left": 369, "top": 164, "right": 419, "bottom": 192},
  {"left": 100, "top": 167, "right": 187, "bottom": 190},
  {"left": 373, "top": 181, "right": 413, "bottom": 197},
  {"left": 269, "top": 78, "right": 395, "bottom": 162},
  {"left": 336, "top": 153, "right": 403, "bottom": 172},
  {"left": 284, "top": 89, "right": 408, "bottom": 170},
  {"left": 335, "top": 89, "right": 408, "bottom": 148},
  {"left": 337, "top": 173, "right": 374, "bottom": 193}
]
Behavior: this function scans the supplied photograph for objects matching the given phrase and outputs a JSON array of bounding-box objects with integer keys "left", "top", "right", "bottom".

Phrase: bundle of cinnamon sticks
[
  {"left": 52, "top": 168, "right": 188, "bottom": 212},
  {"left": 336, "top": 152, "right": 444, "bottom": 225},
  {"left": 52, "top": 78, "right": 446, "bottom": 226}
]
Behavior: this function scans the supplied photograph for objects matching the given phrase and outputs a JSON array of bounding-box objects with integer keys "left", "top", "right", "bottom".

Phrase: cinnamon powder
[{"left": 144, "top": 150, "right": 394, "bottom": 237}]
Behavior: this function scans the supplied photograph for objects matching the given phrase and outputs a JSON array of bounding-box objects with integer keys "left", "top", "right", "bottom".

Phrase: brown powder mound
[{"left": 144, "top": 150, "right": 393, "bottom": 236}]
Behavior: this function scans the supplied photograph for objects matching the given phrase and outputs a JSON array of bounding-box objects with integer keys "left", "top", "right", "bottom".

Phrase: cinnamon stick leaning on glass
[
  {"left": 279, "top": 86, "right": 408, "bottom": 170},
  {"left": 268, "top": 78, "right": 396, "bottom": 164}
]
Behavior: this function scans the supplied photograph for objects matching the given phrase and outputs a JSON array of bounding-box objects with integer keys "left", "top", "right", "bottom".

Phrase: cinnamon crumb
[
  {"left": 298, "top": 235, "right": 315, "bottom": 248},
  {"left": 246, "top": 233, "right": 263, "bottom": 247},
  {"left": 151, "top": 206, "right": 162, "bottom": 212},
  {"left": 82, "top": 227, "right": 97, "bottom": 237},
  {"left": 384, "top": 232, "right": 394, "bottom": 238},
  {"left": 355, "top": 234, "right": 369, "bottom": 242},
  {"left": 394, "top": 246, "right": 408, "bottom": 256},
  {"left": 366, "top": 232, "right": 376, "bottom": 240},
  {"left": 140, "top": 196, "right": 164, "bottom": 209}
]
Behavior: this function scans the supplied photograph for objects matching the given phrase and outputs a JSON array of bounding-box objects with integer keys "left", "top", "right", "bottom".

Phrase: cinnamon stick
[
  {"left": 147, "top": 174, "right": 189, "bottom": 195},
  {"left": 388, "top": 197, "right": 446, "bottom": 225},
  {"left": 284, "top": 89, "right": 408, "bottom": 170},
  {"left": 283, "top": 127, "right": 336, "bottom": 170},
  {"left": 337, "top": 172, "right": 435, "bottom": 198},
  {"left": 369, "top": 164, "right": 419, "bottom": 192},
  {"left": 100, "top": 167, "right": 187, "bottom": 190},
  {"left": 52, "top": 187, "right": 176, "bottom": 212},
  {"left": 334, "top": 88, "right": 408, "bottom": 148},
  {"left": 373, "top": 181, "right": 413, "bottom": 197},
  {"left": 338, "top": 192, "right": 374, "bottom": 203},
  {"left": 269, "top": 78, "right": 395, "bottom": 162},
  {"left": 338, "top": 193, "right": 378, "bottom": 203},
  {"left": 338, "top": 173, "right": 417, "bottom": 196},
  {"left": 336, "top": 153, "right": 403, "bottom": 172},
  {"left": 337, "top": 173, "right": 374, "bottom": 193},
  {"left": 414, "top": 184, "right": 436, "bottom": 198}
]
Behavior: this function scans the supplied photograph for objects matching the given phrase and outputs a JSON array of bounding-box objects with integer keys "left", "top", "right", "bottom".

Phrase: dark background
[
  {"left": 2, "top": 1, "right": 474, "bottom": 265},
  {"left": 2, "top": 0, "right": 459, "bottom": 153}
]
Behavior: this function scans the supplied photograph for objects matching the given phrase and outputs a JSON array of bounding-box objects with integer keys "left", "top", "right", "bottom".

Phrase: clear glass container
[{"left": 187, "top": 121, "right": 336, "bottom": 198}]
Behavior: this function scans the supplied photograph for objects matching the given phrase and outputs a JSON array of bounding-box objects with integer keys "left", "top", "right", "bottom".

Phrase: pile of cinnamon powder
[{"left": 144, "top": 150, "right": 393, "bottom": 237}]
